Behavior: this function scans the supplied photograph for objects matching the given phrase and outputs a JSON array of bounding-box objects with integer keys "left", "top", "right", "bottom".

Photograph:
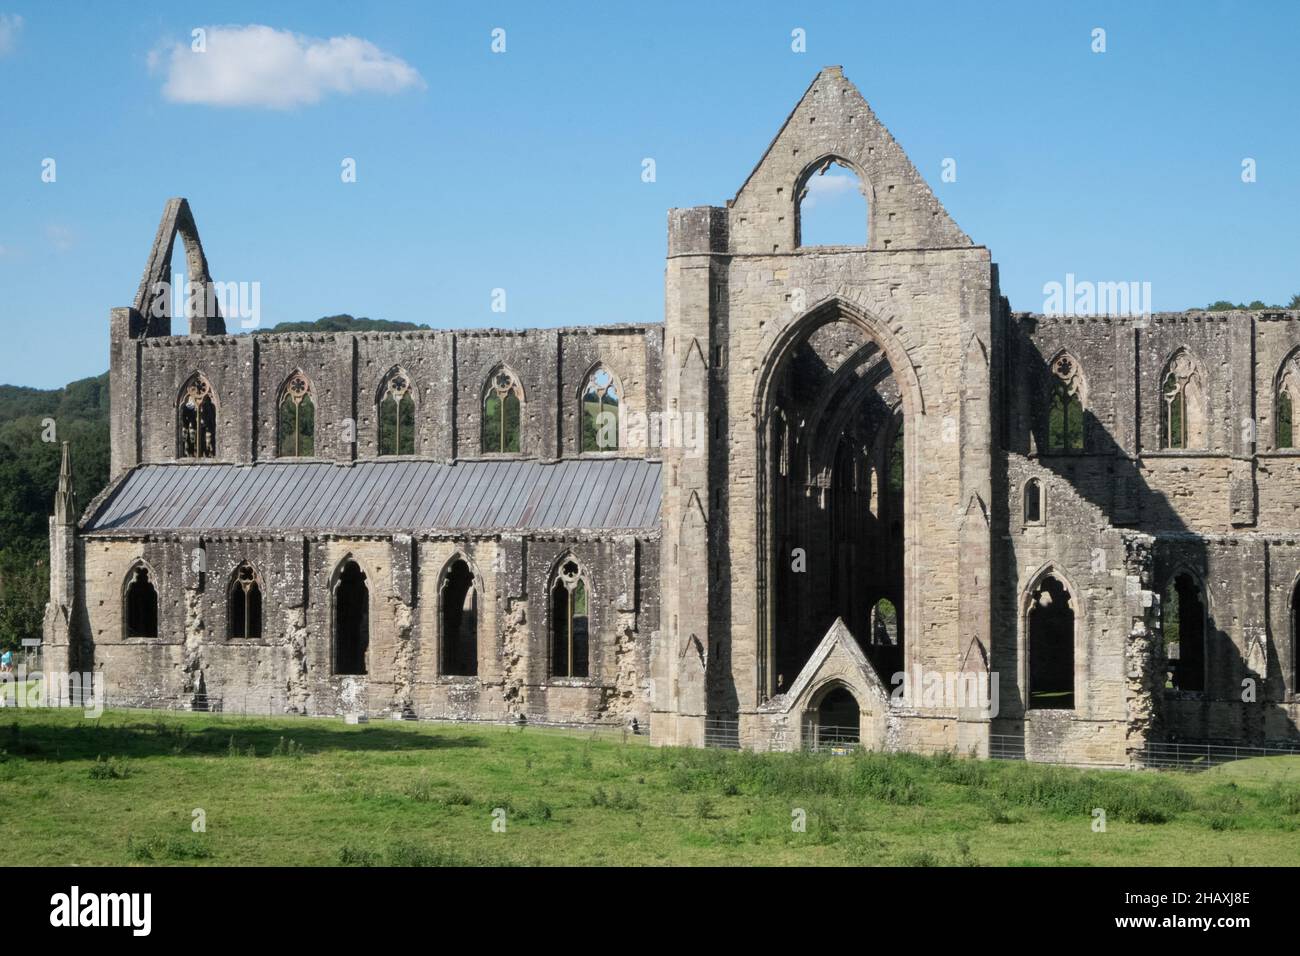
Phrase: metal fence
[
  {"left": 803, "top": 723, "right": 861, "bottom": 754},
  {"left": 1132, "top": 739, "right": 1300, "bottom": 771},
  {"left": 702, "top": 716, "right": 741, "bottom": 750},
  {"left": 23, "top": 690, "right": 652, "bottom": 742},
  {"left": 988, "top": 734, "right": 1027, "bottom": 761}
]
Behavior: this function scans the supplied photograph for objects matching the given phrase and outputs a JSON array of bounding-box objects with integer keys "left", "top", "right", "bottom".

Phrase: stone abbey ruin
[{"left": 43, "top": 68, "right": 1300, "bottom": 763}]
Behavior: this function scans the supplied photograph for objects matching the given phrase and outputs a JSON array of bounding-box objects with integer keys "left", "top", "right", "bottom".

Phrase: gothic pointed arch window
[
  {"left": 483, "top": 367, "right": 523, "bottom": 454},
  {"left": 377, "top": 367, "right": 416, "bottom": 456},
  {"left": 550, "top": 557, "right": 589, "bottom": 679},
  {"left": 1047, "top": 354, "right": 1085, "bottom": 453},
  {"left": 439, "top": 557, "right": 479, "bottom": 676},
  {"left": 124, "top": 563, "right": 158, "bottom": 639},
  {"left": 580, "top": 366, "right": 621, "bottom": 452},
  {"left": 178, "top": 373, "right": 218, "bottom": 459},
  {"left": 228, "top": 563, "right": 263, "bottom": 640},
  {"left": 277, "top": 371, "right": 316, "bottom": 457},
  {"left": 1275, "top": 352, "right": 1300, "bottom": 449},
  {"left": 1028, "top": 572, "right": 1075, "bottom": 709},
  {"left": 332, "top": 559, "right": 369, "bottom": 675},
  {"left": 1160, "top": 351, "right": 1206, "bottom": 450}
]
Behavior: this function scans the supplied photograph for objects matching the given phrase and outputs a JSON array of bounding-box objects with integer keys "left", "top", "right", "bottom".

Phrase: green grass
[{"left": 1, "top": 708, "right": 1298, "bottom": 866}]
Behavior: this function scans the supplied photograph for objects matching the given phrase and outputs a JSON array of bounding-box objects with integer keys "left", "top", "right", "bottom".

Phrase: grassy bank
[{"left": 0, "top": 708, "right": 1297, "bottom": 866}]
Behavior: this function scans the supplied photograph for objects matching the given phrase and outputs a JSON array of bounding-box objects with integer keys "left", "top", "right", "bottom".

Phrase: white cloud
[
  {"left": 155, "top": 24, "right": 425, "bottom": 109},
  {"left": 0, "top": 14, "right": 23, "bottom": 57},
  {"left": 802, "top": 169, "right": 860, "bottom": 210}
]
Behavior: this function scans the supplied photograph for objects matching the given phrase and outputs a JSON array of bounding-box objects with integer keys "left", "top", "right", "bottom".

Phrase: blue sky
[{"left": 1, "top": 0, "right": 1297, "bottom": 388}]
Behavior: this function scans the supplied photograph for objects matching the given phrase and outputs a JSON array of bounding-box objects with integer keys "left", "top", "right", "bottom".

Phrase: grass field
[{"left": 1, "top": 708, "right": 1298, "bottom": 866}]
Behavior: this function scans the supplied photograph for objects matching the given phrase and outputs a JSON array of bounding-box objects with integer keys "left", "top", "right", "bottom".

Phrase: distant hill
[
  {"left": 0, "top": 372, "right": 111, "bottom": 650},
  {"left": 259, "top": 314, "right": 431, "bottom": 334}
]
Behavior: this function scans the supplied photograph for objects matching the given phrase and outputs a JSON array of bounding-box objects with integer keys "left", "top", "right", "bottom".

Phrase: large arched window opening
[
  {"left": 483, "top": 367, "right": 523, "bottom": 454},
  {"left": 796, "top": 158, "right": 869, "bottom": 248},
  {"left": 760, "top": 304, "right": 906, "bottom": 697},
  {"left": 277, "top": 371, "right": 316, "bottom": 457},
  {"left": 1160, "top": 351, "right": 1207, "bottom": 450},
  {"left": 228, "top": 563, "right": 263, "bottom": 640},
  {"left": 124, "top": 563, "right": 158, "bottom": 638},
  {"left": 1162, "top": 572, "right": 1206, "bottom": 693},
  {"left": 377, "top": 367, "right": 416, "bottom": 456},
  {"left": 1047, "top": 353, "right": 1085, "bottom": 453},
  {"left": 550, "top": 557, "right": 589, "bottom": 679},
  {"left": 1028, "top": 573, "right": 1075, "bottom": 710},
  {"left": 440, "top": 558, "right": 479, "bottom": 677},
  {"left": 1275, "top": 352, "right": 1300, "bottom": 449},
  {"left": 178, "top": 373, "right": 218, "bottom": 459},
  {"left": 580, "top": 366, "right": 621, "bottom": 452},
  {"left": 332, "top": 559, "right": 369, "bottom": 675}
]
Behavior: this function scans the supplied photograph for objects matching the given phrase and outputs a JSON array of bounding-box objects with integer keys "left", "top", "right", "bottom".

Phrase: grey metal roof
[{"left": 84, "top": 459, "right": 661, "bottom": 534}]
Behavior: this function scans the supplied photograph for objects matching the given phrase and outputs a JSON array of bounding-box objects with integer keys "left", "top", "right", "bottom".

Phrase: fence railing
[
  {"left": 803, "top": 723, "right": 861, "bottom": 753},
  {"left": 23, "top": 690, "right": 651, "bottom": 741},
  {"left": 1132, "top": 739, "right": 1300, "bottom": 771},
  {"left": 703, "top": 716, "right": 741, "bottom": 750},
  {"left": 989, "top": 734, "right": 1027, "bottom": 761}
]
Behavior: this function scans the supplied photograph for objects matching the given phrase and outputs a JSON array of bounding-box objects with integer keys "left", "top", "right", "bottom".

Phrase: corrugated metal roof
[{"left": 85, "top": 459, "right": 661, "bottom": 534}]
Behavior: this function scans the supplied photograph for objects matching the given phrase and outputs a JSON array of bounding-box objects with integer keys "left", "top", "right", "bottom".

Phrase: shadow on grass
[{"left": 2, "top": 712, "right": 486, "bottom": 762}]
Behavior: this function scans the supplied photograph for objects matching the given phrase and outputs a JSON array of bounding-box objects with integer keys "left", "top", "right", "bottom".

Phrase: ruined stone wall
[
  {"left": 657, "top": 66, "right": 998, "bottom": 754},
  {"left": 114, "top": 325, "right": 661, "bottom": 473},
  {"left": 76, "top": 531, "right": 656, "bottom": 728},
  {"left": 1002, "top": 310, "right": 1300, "bottom": 755}
]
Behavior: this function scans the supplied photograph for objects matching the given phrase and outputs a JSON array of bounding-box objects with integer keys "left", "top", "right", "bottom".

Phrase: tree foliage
[
  {"left": 1205, "top": 294, "right": 1300, "bottom": 311},
  {"left": 0, "top": 373, "right": 111, "bottom": 651}
]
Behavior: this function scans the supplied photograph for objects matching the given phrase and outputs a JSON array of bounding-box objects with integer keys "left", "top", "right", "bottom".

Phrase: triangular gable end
[
  {"left": 132, "top": 197, "right": 226, "bottom": 336},
  {"left": 728, "top": 66, "right": 971, "bottom": 255},
  {"left": 767, "top": 616, "right": 891, "bottom": 716}
]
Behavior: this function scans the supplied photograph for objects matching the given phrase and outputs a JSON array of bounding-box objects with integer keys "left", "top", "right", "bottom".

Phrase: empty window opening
[
  {"left": 378, "top": 367, "right": 416, "bottom": 456},
  {"left": 179, "top": 373, "right": 217, "bottom": 459},
  {"left": 870, "top": 598, "right": 899, "bottom": 646},
  {"left": 1047, "top": 354, "right": 1085, "bottom": 453},
  {"left": 333, "top": 560, "right": 369, "bottom": 675},
  {"left": 797, "top": 160, "right": 868, "bottom": 247},
  {"left": 125, "top": 565, "right": 158, "bottom": 638},
  {"left": 440, "top": 559, "right": 479, "bottom": 677},
  {"left": 1024, "top": 478, "right": 1043, "bottom": 524},
  {"left": 1163, "top": 573, "right": 1206, "bottom": 693},
  {"left": 1028, "top": 574, "right": 1075, "bottom": 709},
  {"left": 229, "top": 564, "right": 263, "bottom": 640},
  {"left": 1277, "top": 357, "right": 1299, "bottom": 449},
  {"left": 581, "top": 367, "right": 620, "bottom": 452},
  {"left": 550, "top": 558, "right": 589, "bottom": 679},
  {"left": 1160, "top": 352, "right": 1205, "bottom": 449},
  {"left": 483, "top": 368, "right": 523, "bottom": 453},
  {"left": 1293, "top": 581, "right": 1300, "bottom": 693},
  {"left": 278, "top": 371, "right": 316, "bottom": 457}
]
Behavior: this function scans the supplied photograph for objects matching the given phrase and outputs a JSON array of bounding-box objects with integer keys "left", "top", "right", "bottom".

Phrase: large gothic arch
[{"left": 754, "top": 296, "right": 924, "bottom": 701}]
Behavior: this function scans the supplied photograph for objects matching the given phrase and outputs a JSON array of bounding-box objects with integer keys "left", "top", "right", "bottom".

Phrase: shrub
[{"left": 88, "top": 755, "right": 130, "bottom": 780}]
